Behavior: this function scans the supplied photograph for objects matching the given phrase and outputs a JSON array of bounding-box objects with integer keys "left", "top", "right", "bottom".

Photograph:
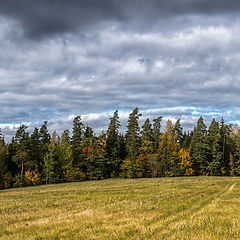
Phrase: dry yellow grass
[{"left": 1, "top": 177, "right": 240, "bottom": 239}]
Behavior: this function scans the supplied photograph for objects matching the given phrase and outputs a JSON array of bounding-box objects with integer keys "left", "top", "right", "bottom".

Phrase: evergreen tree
[
  {"left": 125, "top": 107, "right": 141, "bottom": 159},
  {"left": 140, "top": 118, "right": 154, "bottom": 155},
  {"left": 43, "top": 138, "right": 62, "bottom": 184},
  {"left": 84, "top": 125, "right": 93, "bottom": 138},
  {"left": 39, "top": 121, "right": 50, "bottom": 170},
  {"left": 78, "top": 126, "right": 94, "bottom": 172},
  {"left": 207, "top": 119, "right": 222, "bottom": 175},
  {"left": 58, "top": 130, "right": 73, "bottom": 170},
  {"left": 181, "top": 131, "right": 192, "bottom": 149},
  {"left": 141, "top": 119, "right": 153, "bottom": 142},
  {"left": 28, "top": 127, "right": 41, "bottom": 170},
  {"left": 220, "top": 118, "right": 232, "bottom": 175},
  {"left": 230, "top": 125, "right": 240, "bottom": 176},
  {"left": 81, "top": 133, "right": 107, "bottom": 180},
  {"left": 40, "top": 121, "right": 50, "bottom": 146},
  {"left": 71, "top": 116, "right": 84, "bottom": 167},
  {"left": 153, "top": 116, "right": 162, "bottom": 151},
  {"left": 116, "top": 134, "right": 127, "bottom": 161},
  {"left": 173, "top": 118, "right": 183, "bottom": 145},
  {"left": 191, "top": 117, "right": 209, "bottom": 175},
  {"left": 5, "top": 138, "right": 16, "bottom": 180},
  {"left": 12, "top": 125, "right": 30, "bottom": 178},
  {"left": 140, "top": 118, "right": 155, "bottom": 177},
  {"left": 0, "top": 134, "right": 6, "bottom": 189},
  {"left": 121, "top": 108, "right": 142, "bottom": 178},
  {"left": 106, "top": 110, "right": 121, "bottom": 177},
  {"left": 72, "top": 116, "right": 84, "bottom": 144}
]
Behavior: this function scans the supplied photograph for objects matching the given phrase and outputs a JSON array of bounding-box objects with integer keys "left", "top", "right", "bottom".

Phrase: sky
[{"left": 1, "top": 0, "right": 240, "bottom": 140}]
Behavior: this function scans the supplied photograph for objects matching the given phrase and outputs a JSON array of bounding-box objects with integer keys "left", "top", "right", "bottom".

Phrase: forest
[{"left": 1, "top": 107, "right": 240, "bottom": 190}]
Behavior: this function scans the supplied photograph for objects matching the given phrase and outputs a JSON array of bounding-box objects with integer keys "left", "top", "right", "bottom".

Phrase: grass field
[{"left": 1, "top": 177, "right": 240, "bottom": 240}]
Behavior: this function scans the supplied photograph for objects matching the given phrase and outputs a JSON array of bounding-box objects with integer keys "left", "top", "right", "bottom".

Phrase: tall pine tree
[
  {"left": 106, "top": 110, "right": 121, "bottom": 177},
  {"left": 71, "top": 116, "right": 84, "bottom": 168},
  {"left": 191, "top": 117, "right": 209, "bottom": 175},
  {"left": 207, "top": 119, "right": 222, "bottom": 175},
  {"left": 125, "top": 107, "right": 141, "bottom": 159}
]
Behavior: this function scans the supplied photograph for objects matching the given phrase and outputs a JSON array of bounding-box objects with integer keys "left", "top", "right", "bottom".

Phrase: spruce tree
[
  {"left": 140, "top": 118, "right": 155, "bottom": 176},
  {"left": 207, "top": 119, "right": 222, "bottom": 175},
  {"left": 173, "top": 118, "right": 183, "bottom": 145},
  {"left": 182, "top": 131, "right": 192, "bottom": 149},
  {"left": 39, "top": 121, "right": 50, "bottom": 170},
  {"left": 191, "top": 117, "right": 209, "bottom": 175},
  {"left": 43, "top": 138, "right": 62, "bottom": 184},
  {"left": 58, "top": 129, "right": 73, "bottom": 170},
  {"left": 106, "top": 110, "right": 121, "bottom": 177},
  {"left": 125, "top": 107, "right": 141, "bottom": 159},
  {"left": 84, "top": 125, "right": 93, "bottom": 138},
  {"left": 78, "top": 126, "right": 94, "bottom": 172},
  {"left": 12, "top": 125, "right": 30, "bottom": 178},
  {"left": 71, "top": 116, "right": 84, "bottom": 167},
  {"left": 141, "top": 118, "right": 153, "bottom": 142},
  {"left": 0, "top": 135, "right": 6, "bottom": 189},
  {"left": 153, "top": 116, "right": 162, "bottom": 151},
  {"left": 220, "top": 118, "right": 232, "bottom": 174},
  {"left": 140, "top": 118, "right": 154, "bottom": 155},
  {"left": 123, "top": 108, "right": 142, "bottom": 178},
  {"left": 29, "top": 127, "right": 41, "bottom": 170},
  {"left": 230, "top": 125, "right": 240, "bottom": 175}
]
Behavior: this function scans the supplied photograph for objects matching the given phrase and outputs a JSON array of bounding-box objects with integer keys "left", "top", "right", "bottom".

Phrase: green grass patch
[{"left": 1, "top": 177, "right": 240, "bottom": 239}]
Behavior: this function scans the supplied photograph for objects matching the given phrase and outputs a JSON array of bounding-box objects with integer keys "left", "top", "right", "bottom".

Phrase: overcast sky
[{"left": 1, "top": 0, "right": 240, "bottom": 140}]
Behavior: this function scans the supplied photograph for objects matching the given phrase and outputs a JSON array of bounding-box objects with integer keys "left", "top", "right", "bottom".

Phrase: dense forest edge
[{"left": 0, "top": 107, "right": 240, "bottom": 190}]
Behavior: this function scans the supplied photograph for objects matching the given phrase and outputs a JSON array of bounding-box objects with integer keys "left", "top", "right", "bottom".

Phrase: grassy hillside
[{"left": 1, "top": 177, "right": 240, "bottom": 239}]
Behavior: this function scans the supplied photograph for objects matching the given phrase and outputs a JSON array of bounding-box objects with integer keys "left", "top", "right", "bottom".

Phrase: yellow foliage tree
[
  {"left": 25, "top": 166, "right": 41, "bottom": 186},
  {"left": 178, "top": 148, "right": 194, "bottom": 176},
  {"left": 158, "top": 120, "right": 180, "bottom": 176}
]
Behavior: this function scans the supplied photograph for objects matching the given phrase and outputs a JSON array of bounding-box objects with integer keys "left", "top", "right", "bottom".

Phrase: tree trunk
[{"left": 229, "top": 153, "right": 234, "bottom": 176}]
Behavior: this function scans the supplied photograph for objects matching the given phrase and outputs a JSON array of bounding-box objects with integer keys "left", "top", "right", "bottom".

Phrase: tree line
[{"left": 1, "top": 107, "right": 240, "bottom": 189}]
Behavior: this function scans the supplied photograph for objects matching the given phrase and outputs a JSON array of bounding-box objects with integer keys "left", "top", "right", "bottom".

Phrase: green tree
[
  {"left": 207, "top": 119, "right": 222, "bottom": 175},
  {"left": 28, "top": 127, "right": 41, "bottom": 169},
  {"left": 158, "top": 120, "right": 180, "bottom": 176},
  {"left": 173, "top": 118, "right": 183, "bottom": 145},
  {"left": 124, "top": 108, "right": 142, "bottom": 178},
  {"left": 220, "top": 118, "right": 232, "bottom": 175},
  {"left": 12, "top": 125, "right": 31, "bottom": 180},
  {"left": 58, "top": 130, "right": 73, "bottom": 170},
  {"left": 106, "top": 110, "right": 121, "bottom": 177},
  {"left": 0, "top": 133, "right": 6, "bottom": 189},
  {"left": 125, "top": 107, "right": 141, "bottom": 159},
  {"left": 191, "top": 117, "right": 209, "bottom": 175},
  {"left": 71, "top": 116, "right": 84, "bottom": 167},
  {"left": 153, "top": 116, "right": 162, "bottom": 151},
  {"left": 230, "top": 125, "right": 240, "bottom": 176},
  {"left": 140, "top": 118, "right": 155, "bottom": 177},
  {"left": 39, "top": 121, "right": 50, "bottom": 171},
  {"left": 43, "top": 137, "right": 62, "bottom": 184},
  {"left": 81, "top": 133, "right": 108, "bottom": 180},
  {"left": 182, "top": 131, "right": 192, "bottom": 149}
]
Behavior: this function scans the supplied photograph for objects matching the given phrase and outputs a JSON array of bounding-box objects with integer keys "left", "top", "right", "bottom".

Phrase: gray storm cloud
[
  {"left": 0, "top": 0, "right": 240, "bottom": 38},
  {"left": 0, "top": 0, "right": 240, "bottom": 140}
]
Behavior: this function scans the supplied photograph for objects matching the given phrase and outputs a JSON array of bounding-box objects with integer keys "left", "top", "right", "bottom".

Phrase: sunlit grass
[{"left": 1, "top": 177, "right": 240, "bottom": 239}]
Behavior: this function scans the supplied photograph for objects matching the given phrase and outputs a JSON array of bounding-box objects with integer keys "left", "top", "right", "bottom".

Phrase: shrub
[{"left": 64, "top": 168, "right": 86, "bottom": 182}]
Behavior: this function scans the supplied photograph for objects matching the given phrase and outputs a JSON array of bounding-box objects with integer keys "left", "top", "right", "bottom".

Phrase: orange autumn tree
[{"left": 178, "top": 148, "right": 194, "bottom": 176}]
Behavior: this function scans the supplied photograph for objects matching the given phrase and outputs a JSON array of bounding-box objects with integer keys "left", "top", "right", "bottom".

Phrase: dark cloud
[
  {"left": 1, "top": 0, "right": 240, "bottom": 39},
  {"left": 0, "top": 1, "right": 240, "bottom": 141}
]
